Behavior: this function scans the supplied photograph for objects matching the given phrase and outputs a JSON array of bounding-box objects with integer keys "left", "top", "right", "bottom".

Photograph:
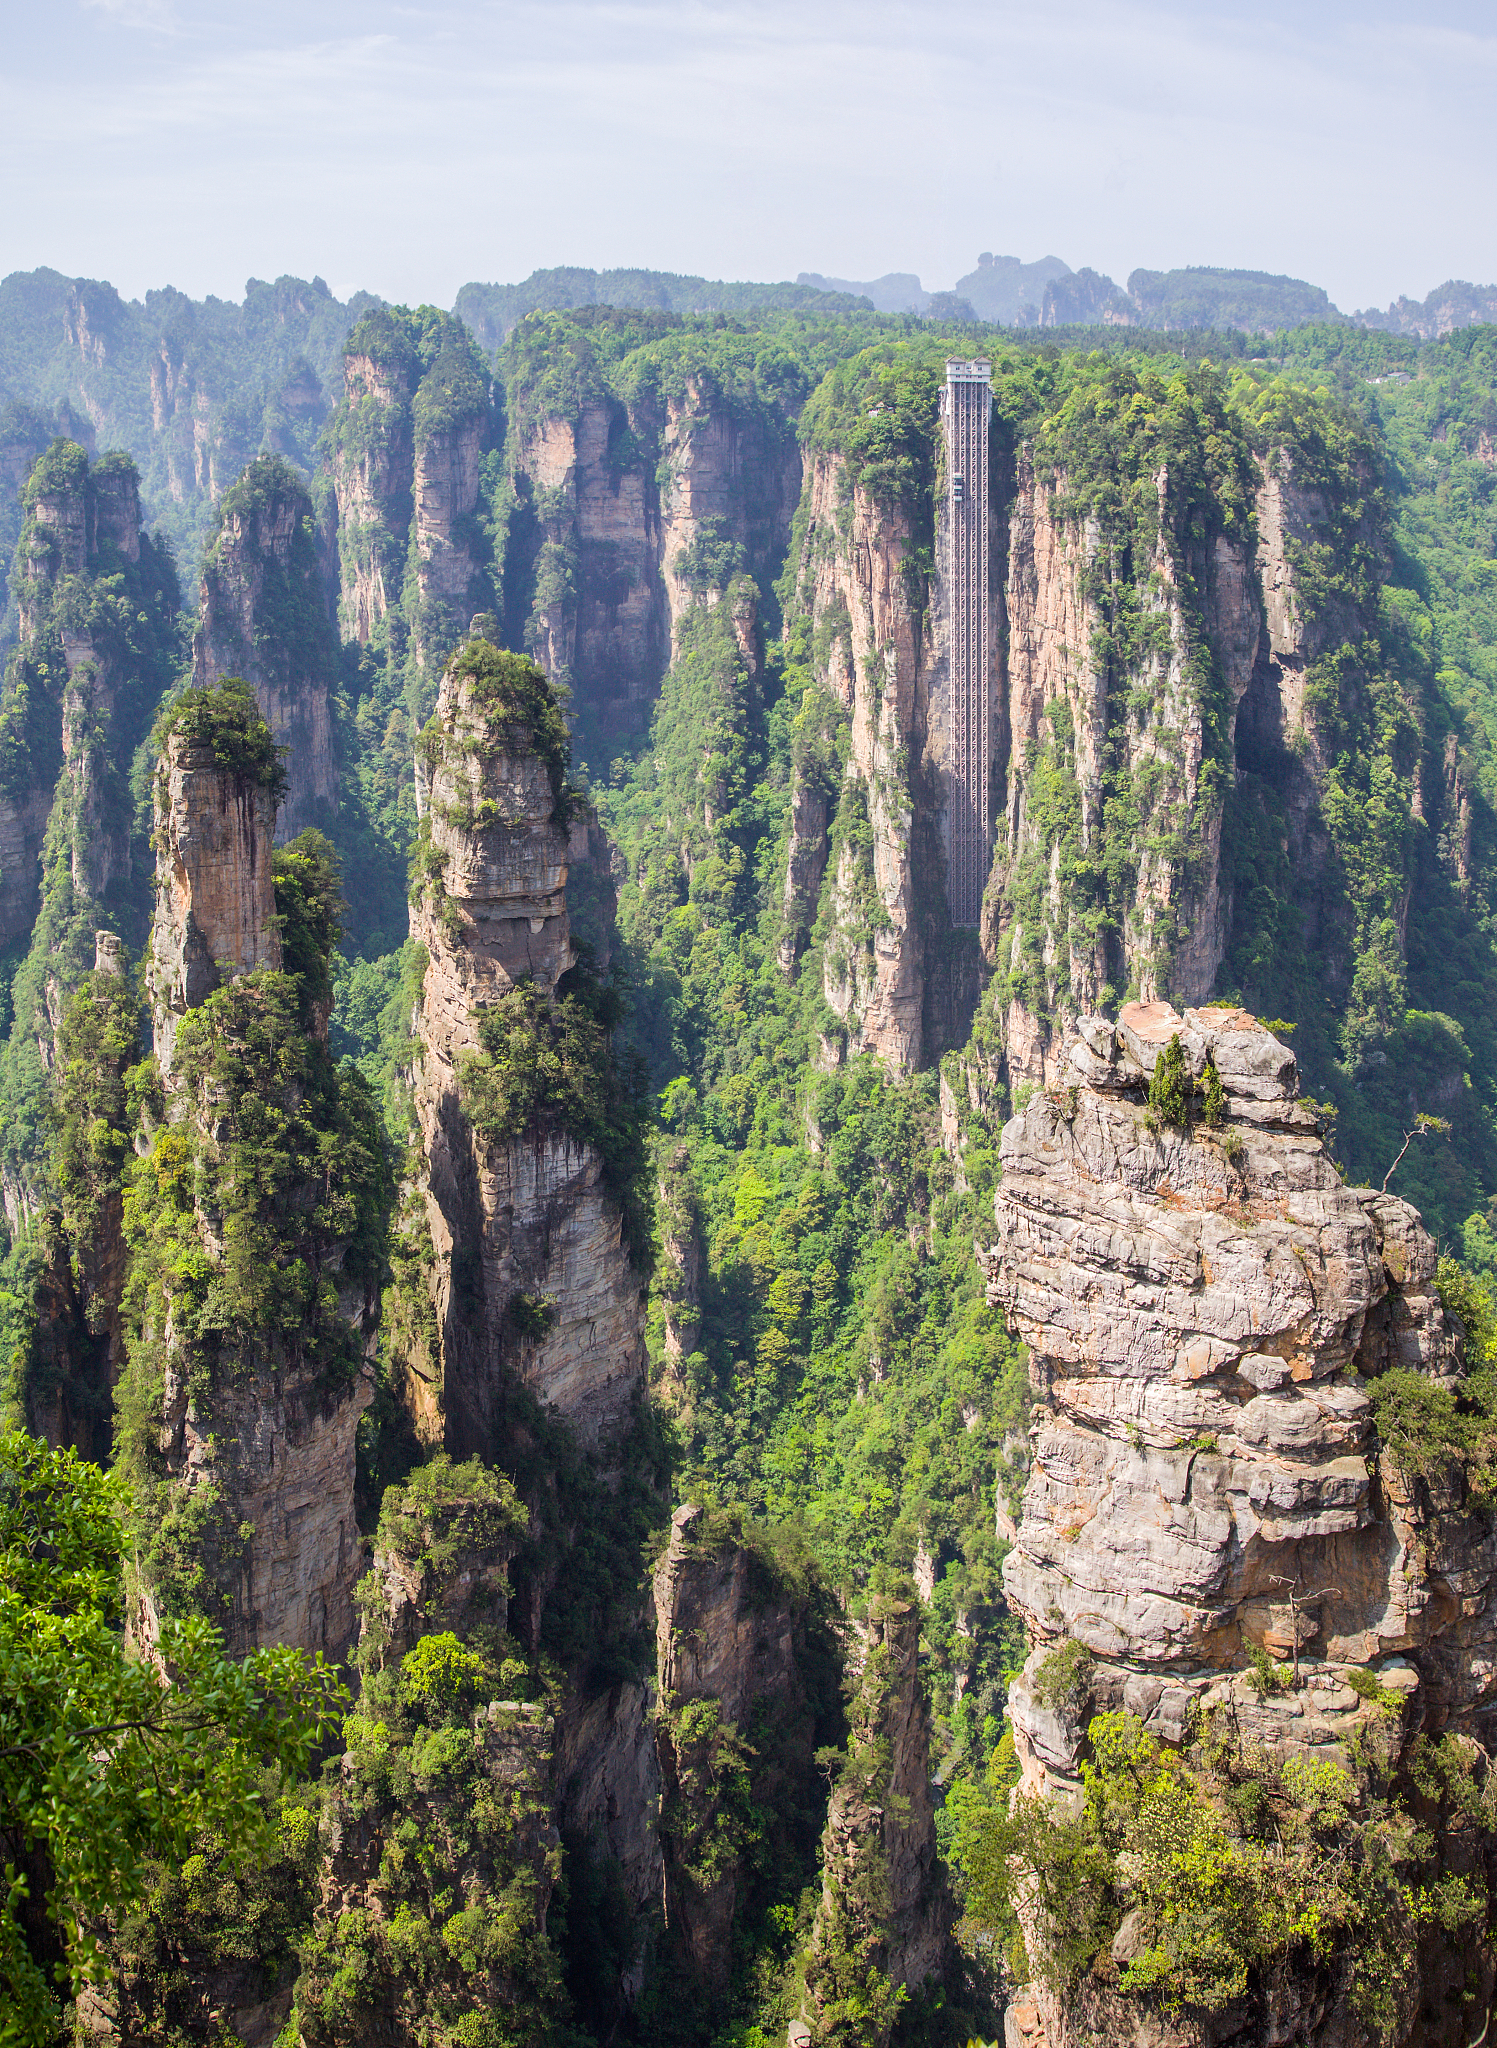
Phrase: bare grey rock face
[{"left": 985, "top": 1000, "right": 1490, "bottom": 1800}]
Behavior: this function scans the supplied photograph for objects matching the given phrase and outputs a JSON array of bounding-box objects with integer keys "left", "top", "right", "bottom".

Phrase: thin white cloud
[
  {"left": 5, "top": 0, "right": 1495, "bottom": 310},
  {"left": 80, "top": 0, "right": 178, "bottom": 31}
]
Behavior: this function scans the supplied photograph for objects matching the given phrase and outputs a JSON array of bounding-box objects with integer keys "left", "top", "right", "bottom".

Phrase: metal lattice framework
[{"left": 945, "top": 359, "right": 991, "bottom": 926}]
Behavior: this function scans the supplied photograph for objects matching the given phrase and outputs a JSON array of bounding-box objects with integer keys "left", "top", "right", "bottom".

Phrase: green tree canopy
[{"left": 0, "top": 1430, "right": 346, "bottom": 2042}]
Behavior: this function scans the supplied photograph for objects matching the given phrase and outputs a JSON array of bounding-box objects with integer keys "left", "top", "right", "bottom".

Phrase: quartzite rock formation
[
  {"left": 149, "top": 722, "right": 281, "bottom": 1078},
  {"left": 410, "top": 642, "right": 645, "bottom": 1456},
  {"left": 135, "top": 712, "right": 371, "bottom": 1663},
  {"left": 801, "top": 1599, "right": 949, "bottom": 2039},
  {"left": 775, "top": 435, "right": 991, "bottom": 1074},
  {"left": 652, "top": 1503, "right": 823, "bottom": 1987},
  {"left": 192, "top": 454, "right": 338, "bottom": 838},
  {"left": 985, "top": 998, "right": 1497, "bottom": 2048},
  {"left": 986, "top": 1000, "right": 1493, "bottom": 1784},
  {"left": 325, "top": 311, "right": 493, "bottom": 676},
  {"left": 510, "top": 374, "right": 800, "bottom": 742}
]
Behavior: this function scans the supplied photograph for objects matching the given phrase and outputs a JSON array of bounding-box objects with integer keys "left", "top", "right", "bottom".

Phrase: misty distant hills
[{"left": 800, "top": 256, "right": 1497, "bottom": 339}]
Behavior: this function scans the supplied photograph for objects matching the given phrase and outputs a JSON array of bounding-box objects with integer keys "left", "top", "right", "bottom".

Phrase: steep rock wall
[
  {"left": 983, "top": 999, "right": 1497, "bottom": 2048},
  {"left": 328, "top": 342, "right": 414, "bottom": 647},
  {"left": 651, "top": 1503, "right": 827, "bottom": 1989},
  {"left": 409, "top": 641, "right": 645, "bottom": 1457},
  {"left": 324, "top": 311, "right": 494, "bottom": 683},
  {"left": 994, "top": 457, "right": 1262, "bottom": 1084},
  {"left": 801, "top": 1600, "right": 948, "bottom": 2042},
  {"left": 192, "top": 454, "right": 338, "bottom": 838},
  {"left": 149, "top": 727, "right": 281, "bottom": 1077},
  {"left": 987, "top": 1002, "right": 1483, "bottom": 1752},
  {"left": 507, "top": 379, "right": 800, "bottom": 749},
  {"left": 777, "top": 447, "right": 979, "bottom": 1072},
  {"left": 126, "top": 702, "right": 378, "bottom": 1663}
]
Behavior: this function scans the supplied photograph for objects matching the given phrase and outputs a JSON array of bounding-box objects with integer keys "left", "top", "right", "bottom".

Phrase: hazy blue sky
[{"left": 5, "top": 0, "right": 1494, "bottom": 310}]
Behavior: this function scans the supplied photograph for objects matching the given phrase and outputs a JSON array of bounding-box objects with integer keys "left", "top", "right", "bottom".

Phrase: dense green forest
[{"left": 6, "top": 274, "right": 1497, "bottom": 2045}]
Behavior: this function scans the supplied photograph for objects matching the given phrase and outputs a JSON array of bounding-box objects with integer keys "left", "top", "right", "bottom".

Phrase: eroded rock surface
[
  {"left": 411, "top": 642, "right": 645, "bottom": 1456},
  {"left": 802, "top": 1599, "right": 948, "bottom": 2042},
  {"left": 149, "top": 729, "right": 280, "bottom": 1076},
  {"left": 193, "top": 455, "right": 338, "bottom": 838},
  {"left": 985, "top": 1000, "right": 1493, "bottom": 1797}
]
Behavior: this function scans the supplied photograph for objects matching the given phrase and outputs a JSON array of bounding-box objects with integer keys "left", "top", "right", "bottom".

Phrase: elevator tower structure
[{"left": 944, "top": 358, "right": 991, "bottom": 927}]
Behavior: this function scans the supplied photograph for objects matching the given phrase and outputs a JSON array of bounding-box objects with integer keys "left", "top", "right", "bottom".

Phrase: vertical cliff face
[
  {"left": 777, "top": 448, "right": 946, "bottom": 1072},
  {"left": 801, "top": 1600, "right": 948, "bottom": 2042},
  {"left": 652, "top": 1503, "right": 836, "bottom": 1989},
  {"left": 120, "top": 687, "right": 386, "bottom": 1662},
  {"left": 324, "top": 308, "right": 495, "bottom": 686},
  {"left": 504, "top": 369, "right": 801, "bottom": 753},
  {"left": 408, "top": 638, "right": 645, "bottom": 1458},
  {"left": 328, "top": 335, "right": 414, "bottom": 647},
  {"left": 21, "top": 933, "right": 138, "bottom": 1459},
  {"left": 983, "top": 1001, "right": 1496, "bottom": 2048},
  {"left": 148, "top": 713, "right": 281, "bottom": 1078},
  {"left": 192, "top": 453, "right": 339, "bottom": 838},
  {"left": 994, "top": 455, "right": 1263, "bottom": 1082},
  {"left": 0, "top": 442, "right": 173, "bottom": 949},
  {"left": 0, "top": 441, "right": 180, "bottom": 1240},
  {"left": 296, "top": 1460, "right": 561, "bottom": 2048}
]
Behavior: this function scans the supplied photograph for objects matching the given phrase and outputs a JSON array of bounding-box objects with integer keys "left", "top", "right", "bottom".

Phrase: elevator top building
[{"left": 943, "top": 359, "right": 991, "bottom": 928}]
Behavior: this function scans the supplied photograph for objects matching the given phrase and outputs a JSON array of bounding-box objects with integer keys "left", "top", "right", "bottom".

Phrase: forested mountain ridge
[{"left": 5, "top": 283, "right": 1497, "bottom": 2047}]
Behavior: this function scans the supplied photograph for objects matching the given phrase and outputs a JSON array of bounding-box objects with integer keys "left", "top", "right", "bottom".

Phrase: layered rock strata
[
  {"left": 410, "top": 640, "right": 645, "bottom": 1456},
  {"left": 991, "top": 443, "right": 1384, "bottom": 1086},
  {"left": 192, "top": 454, "right": 338, "bottom": 837},
  {"left": 985, "top": 999, "right": 1492, "bottom": 1796},
  {"left": 325, "top": 309, "right": 493, "bottom": 678},
  {"left": 776, "top": 444, "right": 991, "bottom": 1072}
]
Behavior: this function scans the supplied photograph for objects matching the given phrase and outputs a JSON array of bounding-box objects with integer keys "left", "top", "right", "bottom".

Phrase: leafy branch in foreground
[{"left": 0, "top": 1430, "right": 346, "bottom": 2044}]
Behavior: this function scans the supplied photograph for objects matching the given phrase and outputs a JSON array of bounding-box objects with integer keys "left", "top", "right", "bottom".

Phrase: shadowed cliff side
[
  {"left": 498, "top": 310, "right": 803, "bottom": 764},
  {"left": 193, "top": 453, "right": 339, "bottom": 840},
  {"left": 323, "top": 305, "right": 497, "bottom": 706},
  {"left": 406, "top": 636, "right": 648, "bottom": 1460},
  {"left": 114, "top": 682, "right": 391, "bottom": 1662},
  {"left": 801, "top": 1598, "right": 949, "bottom": 2047},
  {"left": 0, "top": 438, "right": 179, "bottom": 1225}
]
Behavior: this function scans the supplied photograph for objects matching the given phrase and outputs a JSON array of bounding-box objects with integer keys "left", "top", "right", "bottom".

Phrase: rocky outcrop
[
  {"left": 983, "top": 998, "right": 1497, "bottom": 2048},
  {"left": 801, "top": 1599, "right": 948, "bottom": 2042},
  {"left": 355, "top": 1455, "right": 525, "bottom": 1672},
  {"left": 127, "top": 692, "right": 379, "bottom": 1663},
  {"left": 507, "top": 377, "right": 800, "bottom": 744},
  {"left": 652, "top": 1504, "right": 828, "bottom": 1988},
  {"left": 149, "top": 720, "right": 280, "bottom": 1078},
  {"left": 410, "top": 639, "right": 645, "bottom": 1457},
  {"left": 325, "top": 309, "right": 493, "bottom": 679},
  {"left": 777, "top": 446, "right": 985, "bottom": 1072},
  {"left": 302, "top": 1696, "right": 560, "bottom": 2045},
  {"left": 193, "top": 454, "right": 338, "bottom": 838},
  {"left": 985, "top": 1000, "right": 1491, "bottom": 1786}
]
